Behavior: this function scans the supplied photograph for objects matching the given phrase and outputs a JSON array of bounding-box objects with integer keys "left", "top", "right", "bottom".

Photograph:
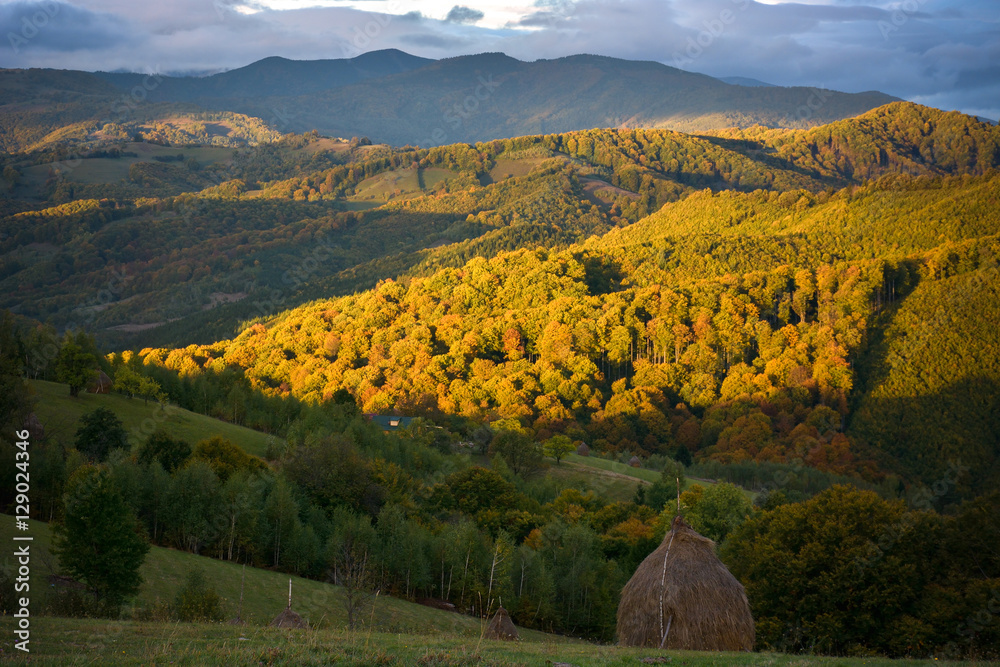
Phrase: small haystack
[
  {"left": 270, "top": 606, "right": 308, "bottom": 629},
  {"left": 87, "top": 370, "right": 112, "bottom": 394},
  {"left": 270, "top": 578, "right": 308, "bottom": 629},
  {"left": 484, "top": 607, "right": 519, "bottom": 641},
  {"left": 628, "top": 455, "right": 641, "bottom": 468},
  {"left": 24, "top": 413, "right": 44, "bottom": 439},
  {"left": 576, "top": 442, "right": 591, "bottom": 457},
  {"left": 616, "top": 516, "right": 754, "bottom": 651}
]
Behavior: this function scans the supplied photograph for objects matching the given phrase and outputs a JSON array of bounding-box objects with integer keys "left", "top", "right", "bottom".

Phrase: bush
[{"left": 173, "top": 569, "right": 225, "bottom": 622}]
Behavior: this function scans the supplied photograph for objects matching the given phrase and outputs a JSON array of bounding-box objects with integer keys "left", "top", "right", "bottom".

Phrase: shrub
[{"left": 173, "top": 569, "right": 225, "bottom": 622}]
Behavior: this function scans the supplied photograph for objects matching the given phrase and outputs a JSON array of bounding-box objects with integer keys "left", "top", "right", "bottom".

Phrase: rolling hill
[
  {"left": 4, "top": 103, "right": 993, "bottom": 354},
  {"left": 4, "top": 70, "right": 1000, "bottom": 659}
]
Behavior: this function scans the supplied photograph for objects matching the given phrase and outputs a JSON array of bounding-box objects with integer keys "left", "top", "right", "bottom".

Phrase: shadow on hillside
[
  {"left": 695, "top": 135, "right": 849, "bottom": 187},
  {"left": 848, "top": 374, "right": 1000, "bottom": 501}
]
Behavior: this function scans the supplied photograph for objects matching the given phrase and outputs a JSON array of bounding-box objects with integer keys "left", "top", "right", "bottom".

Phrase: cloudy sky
[{"left": 1, "top": 0, "right": 997, "bottom": 120}]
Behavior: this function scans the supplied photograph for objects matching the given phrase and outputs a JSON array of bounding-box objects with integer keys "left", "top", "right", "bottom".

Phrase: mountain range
[{"left": 1, "top": 49, "right": 899, "bottom": 152}]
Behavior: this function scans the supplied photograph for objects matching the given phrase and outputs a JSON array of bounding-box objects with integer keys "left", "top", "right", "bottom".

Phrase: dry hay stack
[
  {"left": 484, "top": 607, "right": 519, "bottom": 641},
  {"left": 270, "top": 606, "right": 308, "bottom": 629},
  {"left": 617, "top": 516, "right": 753, "bottom": 651}
]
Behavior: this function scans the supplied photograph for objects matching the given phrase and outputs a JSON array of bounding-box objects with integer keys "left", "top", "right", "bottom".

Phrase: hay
[
  {"left": 270, "top": 606, "right": 308, "bottom": 629},
  {"left": 484, "top": 606, "right": 519, "bottom": 641},
  {"left": 87, "top": 370, "right": 112, "bottom": 394},
  {"left": 629, "top": 455, "right": 641, "bottom": 468},
  {"left": 616, "top": 516, "right": 754, "bottom": 651},
  {"left": 576, "top": 442, "right": 591, "bottom": 457}
]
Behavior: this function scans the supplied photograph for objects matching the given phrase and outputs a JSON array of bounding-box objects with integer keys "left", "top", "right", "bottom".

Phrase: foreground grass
[
  {"left": 28, "top": 379, "right": 277, "bottom": 457},
  {"left": 0, "top": 616, "right": 992, "bottom": 666}
]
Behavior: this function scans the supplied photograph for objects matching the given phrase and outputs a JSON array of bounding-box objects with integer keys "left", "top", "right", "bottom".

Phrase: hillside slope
[
  {"left": 0, "top": 515, "right": 552, "bottom": 637},
  {"left": 4, "top": 103, "right": 993, "bottom": 352},
  {"left": 135, "top": 171, "right": 1000, "bottom": 492}
]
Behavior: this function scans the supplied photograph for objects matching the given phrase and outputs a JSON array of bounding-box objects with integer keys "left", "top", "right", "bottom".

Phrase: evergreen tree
[{"left": 53, "top": 465, "right": 149, "bottom": 614}]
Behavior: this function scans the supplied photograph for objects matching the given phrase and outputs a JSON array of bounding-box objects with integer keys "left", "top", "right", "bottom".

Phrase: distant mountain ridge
[
  {"left": 258, "top": 51, "right": 895, "bottom": 145},
  {"left": 719, "top": 76, "right": 776, "bottom": 88},
  {"left": 0, "top": 49, "right": 900, "bottom": 150},
  {"left": 93, "top": 49, "right": 434, "bottom": 100}
]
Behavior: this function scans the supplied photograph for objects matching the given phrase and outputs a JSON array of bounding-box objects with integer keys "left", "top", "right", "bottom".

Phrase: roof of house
[{"left": 369, "top": 415, "right": 414, "bottom": 431}]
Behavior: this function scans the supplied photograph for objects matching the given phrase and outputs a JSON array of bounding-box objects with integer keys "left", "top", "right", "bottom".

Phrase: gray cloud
[
  {"left": 445, "top": 6, "right": 484, "bottom": 24},
  {"left": 1, "top": 0, "right": 137, "bottom": 55},
  {"left": 400, "top": 32, "right": 468, "bottom": 48}
]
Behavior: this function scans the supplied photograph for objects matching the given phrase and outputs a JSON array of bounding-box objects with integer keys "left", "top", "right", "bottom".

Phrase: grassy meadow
[
  {"left": 0, "top": 616, "right": 993, "bottom": 666},
  {"left": 0, "top": 516, "right": 557, "bottom": 639},
  {"left": 27, "top": 379, "right": 277, "bottom": 457}
]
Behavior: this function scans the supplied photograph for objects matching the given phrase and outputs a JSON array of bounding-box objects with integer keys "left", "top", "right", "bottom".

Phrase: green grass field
[
  {"left": 544, "top": 459, "right": 646, "bottom": 503},
  {"left": 17, "top": 143, "right": 234, "bottom": 194},
  {"left": 347, "top": 167, "right": 452, "bottom": 203},
  {"left": 562, "top": 454, "right": 662, "bottom": 483},
  {"left": 556, "top": 455, "right": 756, "bottom": 501},
  {"left": 28, "top": 379, "right": 277, "bottom": 457},
  {"left": 487, "top": 156, "right": 548, "bottom": 183},
  {"left": 0, "top": 616, "right": 989, "bottom": 666},
  {"left": 0, "top": 516, "right": 558, "bottom": 640}
]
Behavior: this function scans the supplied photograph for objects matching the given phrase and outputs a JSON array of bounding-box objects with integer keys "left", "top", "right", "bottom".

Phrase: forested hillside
[
  {"left": 3, "top": 103, "right": 995, "bottom": 353},
  {"left": 128, "top": 170, "right": 999, "bottom": 494},
  {"left": 3, "top": 90, "right": 999, "bottom": 658}
]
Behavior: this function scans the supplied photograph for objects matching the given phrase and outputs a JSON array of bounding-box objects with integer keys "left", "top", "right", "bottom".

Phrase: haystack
[
  {"left": 629, "top": 455, "right": 641, "bottom": 468},
  {"left": 87, "top": 370, "right": 112, "bottom": 394},
  {"left": 616, "top": 516, "right": 753, "bottom": 651},
  {"left": 270, "top": 606, "right": 308, "bottom": 629},
  {"left": 576, "top": 442, "right": 590, "bottom": 457},
  {"left": 484, "top": 606, "right": 519, "bottom": 641}
]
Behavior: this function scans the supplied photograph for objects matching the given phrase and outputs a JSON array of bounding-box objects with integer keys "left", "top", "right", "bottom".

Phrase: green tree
[
  {"left": 164, "top": 460, "right": 223, "bottom": 553},
  {"left": 443, "top": 466, "right": 518, "bottom": 516},
  {"left": 218, "top": 469, "right": 264, "bottom": 562},
  {"left": 75, "top": 408, "right": 128, "bottom": 461},
  {"left": 645, "top": 458, "right": 686, "bottom": 511},
  {"left": 674, "top": 444, "right": 693, "bottom": 467},
  {"left": 489, "top": 429, "right": 543, "bottom": 477},
  {"left": 327, "top": 506, "right": 376, "bottom": 629},
  {"left": 191, "top": 435, "right": 268, "bottom": 481},
  {"left": 55, "top": 332, "right": 97, "bottom": 397},
  {"left": 52, "top": 465, "right": 149, "bottom": 614},
  {"left": 136, "top": 428, "right": 191, "bottom": 472},
  {"left": 543, "top": 435, "right": 575, "bottom": 464},
  {"left": 0, "top": 312, "right": 31, "bottom": 429},
  {"left": 684, "top": 482, "right": 754, "bottom": 544},
  {"left": 114, "top": 365, "right": 165, "bottom": 404},
  {"left": 721, "top": 485, "right": 926, "bottom": 655}
]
